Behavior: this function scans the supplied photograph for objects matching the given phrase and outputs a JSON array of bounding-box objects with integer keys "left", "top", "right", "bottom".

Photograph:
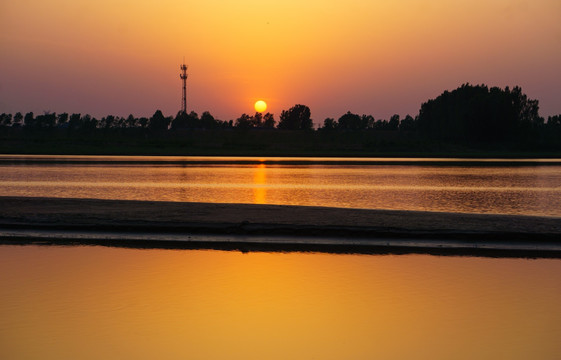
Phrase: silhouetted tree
[
  {"left": 417, "top": 84, "right": 542, "bottom": 143},
  {"left": 171, "top": 111, "right": 189, "bottom": 130},
  {"left": 374, "top": 119, "right": 388, "bottom": 130},
  {"left": 215, "top": 119, "right": 233, "bottom": 129},
  {"left": 251, "top": 112, "right": 263, "bottom": 127},
  {"left": 13, "top": 112, "right": 23, "bottom": 127},
  {"left": 169, "top": 111, "right": 200, "bottom": 130},
  {"left": 548, "top": 115, "right": 561, "bottom": 127},
  {"left": 138, "top": 117, "right": 149, "bottom": 129},
  {"left": 149, "top": 110, "right": 170, "bottom": 131},
  {"left": 361, "top": 115, "right": 375, "bottom": 130},
  {"left": 201, "top": 111, "right": 219, "bottom": 129},
  {"left": 125, "top": 114, "right": 137, "bottom": 128},
  {"left": 542, "top": 114, "right": 561, "bottom": 148},
  {"left": 263, "top": 113, "right": 276, "bottom": 128},
  {"left": 338, "top": 111, "right": 362, "bottom": 130},
  {"left": 101, "top": 115, "right": 116, "bottom": 129},
  {"left": 322, "top": 117, "right": 337, "bottom": 130},
  {"left": 82, "top": 114, "right": 98, "bottom": 130},
  {"left": 113, "top": 116, "right": 124, "bottom": 128},
  {"left": 399, "top": 114, "right": 416, "bottom": 132},
  {"left": 68, "top": 113, "right": 81, "bottom": 130},
  {"left": 57, "top": 113, "right": 69, "bottom": 127},
  {"left": 31, "top": 112, "right": 56, "bottom": 128},
  {"left": 278, "top": 104, "right": 312, "bottom": 130},
  {"left": 235, "top": 113, "right": 253, "bottom": 129},
  {"left": 23, "top": 112, "right": 34, "bottom": 127},
  {"left": 388, "top": 114, "right": 400, "bottom": 130},
  {"left": 185, "top": 111, "right": 200, "bottom": 128},
  {"left": 0, "top": 113, "right": 12, "bottom": 126}
]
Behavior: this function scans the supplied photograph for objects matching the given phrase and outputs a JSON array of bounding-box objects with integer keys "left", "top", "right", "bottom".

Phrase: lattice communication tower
[{"left": 180, "top": 62, "right": 188, "bottom": 114}]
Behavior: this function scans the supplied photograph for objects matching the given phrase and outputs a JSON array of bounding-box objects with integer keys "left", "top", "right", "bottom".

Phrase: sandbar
[{"left": 1, "top": 196, "right": 560, "bottom": 257}]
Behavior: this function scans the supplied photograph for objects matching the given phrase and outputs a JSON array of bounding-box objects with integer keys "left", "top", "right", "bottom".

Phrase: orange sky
[{"left": 1, "top": 0, "right": 560, "bottom": 124}]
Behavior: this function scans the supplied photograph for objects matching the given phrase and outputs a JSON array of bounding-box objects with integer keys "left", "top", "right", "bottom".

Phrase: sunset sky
[{"left": 1, "top": 0, "right": 560, "bottom": 124}]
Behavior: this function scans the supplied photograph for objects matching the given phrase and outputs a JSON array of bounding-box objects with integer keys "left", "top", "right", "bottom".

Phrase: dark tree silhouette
[
  {"left": 138, "top": 117, "right": 149, "bottom": 129},
  {"left": 417, "top": 84, "right": 541, "bottom": 143},
  {"left": 388, "top": 114, "right": 400, "bottom": 130},
  {"left": 82, "top": 114, "right": 98, "bottom": 130},
  {"left": 13, "top": 112, "right": 23, "bottom": 127},
  {"left": 322, "top": 117, "right": 337, "bottom": 130},
  {"left": 338, "top": 111, "right": 362, "bottom": 130},
  {"left": 101, "top": 115, "right": 116, "bottom": 129},
  {"left": 252, "top": 112, "right": 263, "bottom": 127},
  {"left": 399, "top": 114, "right": 416, "bottom": 132},
  {"left": 5, "top": 82, "right": 557, "bottom": 154},
  {"left": 0, "top": 113, "right": 12, "bottom": 126},
  {"left": 361, "top": 115, "right": 375, "bottom": 130},
  {"left": 235, "top": 113, "right": 252, "bottom": 129},
  {"left": 278, "top": 104, "right": 312, "bottom": 130},
  {"left": 171, "top": 111, "right": 189, "bottom": 130},
  {"left": 233, "top": 112, "right": 275, "bottom": 129},
  {"left": 68, "top": 113, "right": 81, "bottom": 130},
  {"left": 149, "top": 110, "right": 170, "bottom": 131},
  {"left": 263, "top": 113, "right": 276, "bottom": 128},
  {"left": 374, "top": 119, "right": 388, "bottom": 130},
  {"left": 125, "top": 114, "right": 137, "bottom": 128},
  {"left": 28, "top": 112, "right": 57, "bottom": 128},
  {"left": 548, "top": 115, "right": 561, "bottom": 127},
  {"left": 24, "top": 112, "right": 36, "bottom": 128},
  {"left": 186, "top": 111, "right": 200, "bottom": 128},
  {"left": 57, "top": 113, "right": 69, "bottom": 127},
  {"left": 200, "top": 111, "right": 218, "bottom": 129}
]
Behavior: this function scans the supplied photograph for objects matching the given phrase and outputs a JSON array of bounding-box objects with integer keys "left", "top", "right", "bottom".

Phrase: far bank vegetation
[{"left": 1, "top": 84, "right": 560, "bottom": 156}]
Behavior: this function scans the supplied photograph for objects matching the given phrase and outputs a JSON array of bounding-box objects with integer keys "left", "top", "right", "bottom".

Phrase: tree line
[
  {"left": 1, "top": 84, "right": 560, "bottom": 149},
  {"left": 0, "top": 104, "right": 314, "bottom": 131}
]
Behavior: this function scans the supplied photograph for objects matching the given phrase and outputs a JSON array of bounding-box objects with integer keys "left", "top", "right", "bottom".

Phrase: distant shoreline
[
  {"left": 1, "top": 197, "right": 560, "bottom": 258},
  {"left": 2, "top": 126, "right": 561, "bottom": 158},
  {"left": 1, "top": 154, "right": 561, "bottom": 166},
  {"left": 2, "top": 148, "right": 561, "bottom": 159}
]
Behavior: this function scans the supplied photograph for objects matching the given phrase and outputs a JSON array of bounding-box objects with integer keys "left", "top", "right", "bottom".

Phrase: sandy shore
[{"left": 1, "top": 196, "right": 560, "bottom": 256}]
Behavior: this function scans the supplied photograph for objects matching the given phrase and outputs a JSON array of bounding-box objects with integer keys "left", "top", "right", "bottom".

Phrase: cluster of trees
[
  {"left": 0, "top": 110, "right": 229, "bottom": 132},
  {"left": 0, "top": 105, "right": 314, "bottom": 132},
  {"left": 1, "top": 84, "right": 560, "bottom": 148},
  {"left": 320, "top": 112, "right": 416, "bottom": 132},
  {"left": 417, "top": 84, "right": 546, "bottom": 143},
  {"left": 0, "top": 105, "right": 412, "bottom": 133}
]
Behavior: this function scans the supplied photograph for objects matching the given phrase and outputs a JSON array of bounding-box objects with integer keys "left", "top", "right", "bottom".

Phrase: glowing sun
[{"left": 254, "top": 100, "right": 267, "bottom": 113}]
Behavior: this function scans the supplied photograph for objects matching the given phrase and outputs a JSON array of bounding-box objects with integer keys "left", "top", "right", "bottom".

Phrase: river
[
  {"left": 1, "top": 155, "right": 560, "bottom": 359},
  {"left": 1, "top": 155, "right": 561, "bottom": 216}
]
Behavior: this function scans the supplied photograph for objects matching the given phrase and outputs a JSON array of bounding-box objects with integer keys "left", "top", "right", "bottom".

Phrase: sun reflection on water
[
  {"left": 1, "top": 158, "right": 561, "bottom": 216},
  {"left": 253, "top": 163, "right": 267, "bottom": 204}
]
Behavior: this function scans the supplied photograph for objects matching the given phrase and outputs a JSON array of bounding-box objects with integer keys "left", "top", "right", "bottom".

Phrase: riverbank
[
  {"left": 2, "top": 128, "right": 561, "bottom": 158},
  {"left": 1, "top": 197, "right": 561, "bottom": 257}
]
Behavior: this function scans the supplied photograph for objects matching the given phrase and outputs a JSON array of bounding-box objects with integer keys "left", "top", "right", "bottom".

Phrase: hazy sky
[{"left": 1, "top": 0, "right": 560, "bottom": 124}]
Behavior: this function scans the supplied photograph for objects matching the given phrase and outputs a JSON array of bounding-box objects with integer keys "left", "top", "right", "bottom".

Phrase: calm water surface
[
  {"left": 2, "top": 156, "right": 561, "bottom": 359},
  {"left": 1, "top": 155, "right": 561, "bottom": 216},
  {"left": 1, "top": 245, "right": 560, "bottom": 360}
]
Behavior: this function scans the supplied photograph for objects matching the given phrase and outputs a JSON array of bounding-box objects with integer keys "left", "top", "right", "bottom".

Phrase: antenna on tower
[{"left": 180, "top": 58, "right": 188, "bottom": 114}]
